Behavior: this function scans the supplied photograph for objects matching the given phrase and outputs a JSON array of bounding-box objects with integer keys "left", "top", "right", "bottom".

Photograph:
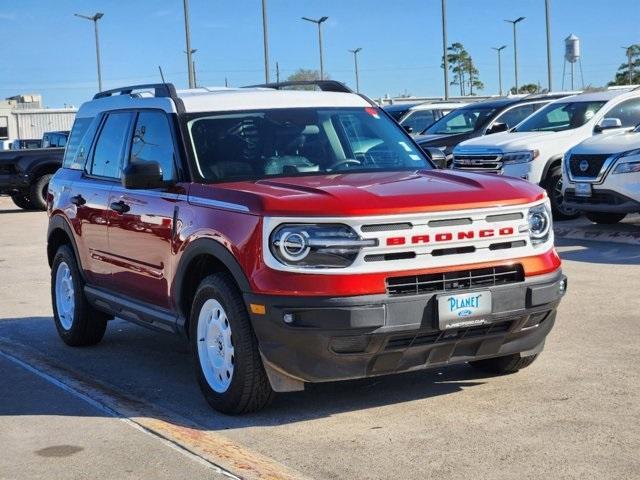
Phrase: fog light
[
  {"left": 283, "top": 313, "right": 294, "bottom": 324},
  {"left": 559, "top": 278, "right": 567, "bottom": 294}
]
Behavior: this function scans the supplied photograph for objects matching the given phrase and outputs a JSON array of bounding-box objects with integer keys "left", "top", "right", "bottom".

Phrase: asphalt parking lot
[{"left": 1, "top": 196, "right": 639, "bottom": 480}]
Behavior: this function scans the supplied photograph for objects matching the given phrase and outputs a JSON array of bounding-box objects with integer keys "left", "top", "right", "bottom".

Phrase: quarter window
[
  {"left": 90, "top": 112, "right": 133, "bottom": 178},
  {"left": 129, "top": 111, "right": 176, "bottom": 181}
]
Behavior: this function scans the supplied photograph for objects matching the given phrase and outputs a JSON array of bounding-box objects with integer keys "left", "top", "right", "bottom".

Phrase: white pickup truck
[
  {"left": 562, "top": 126, "right": 640, "bottom": 223},
  {"left": 451, "top": 88, "right": 640, "bottom": 219}
]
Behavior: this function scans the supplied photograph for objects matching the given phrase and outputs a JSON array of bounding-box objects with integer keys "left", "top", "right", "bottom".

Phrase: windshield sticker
[
  {"left": 365, "top": 107, "right": 380, "bottom": 118},
  {"left": 398, "top": 141, "right": 412, "bottom": 152}
]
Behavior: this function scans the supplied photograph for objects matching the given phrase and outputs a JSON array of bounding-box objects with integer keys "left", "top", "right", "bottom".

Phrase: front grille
[
  {"left": 453, "top": 153, "right": 502, "bottom": 172},
  {"left": 568, "top": 154, "right": 610, "bottom": 178},
  {"left": 565, "top": 189, "right": 626, "bottom": 205},
  {"left": 386, "top": 264, "right": 524, "bottom": 297},
  {"left": 385, "top": 320, "right": 515, "bottom": 350}
]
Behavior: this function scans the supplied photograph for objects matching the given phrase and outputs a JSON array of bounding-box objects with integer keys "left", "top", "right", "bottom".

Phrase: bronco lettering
[{"left": 386, "top": 226, "right": 515, "bottom": 246}]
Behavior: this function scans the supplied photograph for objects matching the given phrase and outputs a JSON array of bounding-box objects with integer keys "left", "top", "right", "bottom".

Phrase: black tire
[
  {"left": 190, "top": 273, "right": 274, "bottom": 414},
  {"left": 585, "top": 212, "right": 627, "bottom": 224},
  {"left": 470, "top": 353, "right": 539, "bottom": 375},
  {"left": 545, "top": 166, "right": 580, "bottom": 220},
  {"left": 10, "top": 193, "right": 35, "bottom": 210},
  {"left": 51, "top": 245, "right": 109, "bottom": 346},
  {"left": 29, "top": 173, "right": 53, "bottom": 210}
]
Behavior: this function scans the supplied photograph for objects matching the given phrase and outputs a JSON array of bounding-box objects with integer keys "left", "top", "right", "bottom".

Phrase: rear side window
[
  {"left": 63, "top": 118, "right": 94, "bottom": 170},
  {"left": 129, "top": 111, "right": 176, "bottom": 181},
  {"left": 605, "top": 98, "right": 640, "bottom": 127},
  {"left": 90, "top": 112, "right": 133, "bottom": 178},
  {"left": 494, "top": 104, "right": 536, "bottom": 129}
]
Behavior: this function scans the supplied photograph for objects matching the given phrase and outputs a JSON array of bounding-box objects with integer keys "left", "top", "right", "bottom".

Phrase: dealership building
[{"left": 0, "top": 94, "right": 76, "bottom": 143}]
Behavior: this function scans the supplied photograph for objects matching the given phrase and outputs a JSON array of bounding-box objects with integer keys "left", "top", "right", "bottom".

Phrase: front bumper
[
  {"left": 564, "top": 188, "right": 640, "bottom": 213},
  {"left": 245, "top": 269, "right": 566, "bottom": 384},
  {"left": 0, "top": 173, "right": 30, "bottom": 194}
]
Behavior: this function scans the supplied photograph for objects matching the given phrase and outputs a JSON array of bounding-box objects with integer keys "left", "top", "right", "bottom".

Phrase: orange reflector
[{"left": 250, "top": 303, "right": 266, "bottom": 315}]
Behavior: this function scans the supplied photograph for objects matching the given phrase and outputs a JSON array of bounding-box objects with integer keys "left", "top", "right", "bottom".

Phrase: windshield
[
  {"left": 399, "top": 109, "right": 439, "bottom": 134},
  {"left": 423, "top": 106, "right": 497, "bottom": 135},
  {"left": 187, "top": 107, "right": 431, "bottom": 182},
  {"left": 515, "top": 101, "right": 606, "bottom": 132}
]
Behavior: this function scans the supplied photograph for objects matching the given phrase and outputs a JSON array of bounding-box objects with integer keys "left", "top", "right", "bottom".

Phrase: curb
[{"left": 554, "top": 226, "right": 640, "bottom": 246}]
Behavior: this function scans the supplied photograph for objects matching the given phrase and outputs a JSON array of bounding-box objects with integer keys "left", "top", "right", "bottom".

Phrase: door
[
  {"left": 106, "top": 110, "right": 182, "bottom": 308},
  {"left": 74, "top": 111, "right": 134, "bottom": 285}
]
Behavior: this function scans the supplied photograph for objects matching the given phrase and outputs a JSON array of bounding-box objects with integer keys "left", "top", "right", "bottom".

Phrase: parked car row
[{"left": 385, "top": 87, "right": 640, "bottom": 222}]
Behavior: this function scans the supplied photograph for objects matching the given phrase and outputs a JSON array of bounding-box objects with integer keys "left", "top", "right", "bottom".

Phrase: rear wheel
[
  {"left": 585, "top": 212, "right": 627, "bottom": 224},
  {"left": 10, "top": 193, "right": 35, "bottom": 210},
  {"left": 470, "top": 353, "right": 539, "bottom": 374},
  {"left": 190, "top": 273, "right": 274, "bottom": 414},
  {"left": 545, "top": 166, "right": 580, "bottom": 220},
  {"left": 51, "top": 245, "right": 110, "bottom": 346},
  {"left": 30, "top": 173, "right": 53, "bottom": 210}
]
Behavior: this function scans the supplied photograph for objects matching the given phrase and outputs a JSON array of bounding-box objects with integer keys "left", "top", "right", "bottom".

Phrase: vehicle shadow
[
  {"left": 555, "top": 237, "right": 640, "bottom": 266},
  {"left": 0, "top": 316, "right": 491, "bottom": 430}
]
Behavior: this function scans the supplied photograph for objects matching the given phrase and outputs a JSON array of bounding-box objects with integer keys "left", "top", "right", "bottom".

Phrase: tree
[
  {"left": 510, "top": 83, "right": 541, "bottom": 94},
  {"left": 608, "top": 44, "right": 640, "bottom": 86},
  {"left": 285, "top": 69, "right": 327, "bottom": 89},
  {"left": 442, "top": 43, "right": 483, "bottom": 96}
]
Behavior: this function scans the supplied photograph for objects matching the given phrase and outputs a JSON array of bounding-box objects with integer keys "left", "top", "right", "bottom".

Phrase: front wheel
[
  {"left": 30, "top": 173, "right": 53, "bottom": 210},
  {"left": 51, "top": 245, "right": 110, "bottom": 346},
  {"left": 585, "top": 212, "right": 627, "bottom": 224},
  {"left": 470, "top": 353, "right": 539, "bottom": 374},
  {"left": 190, "top": 273, "right": 274, "bottom": 414},
  {"left": 545, "top": 166, "right": 580, "bottom": 220},
  {"left": 10, "top": 193, "right": 35, "bottom": 210}
]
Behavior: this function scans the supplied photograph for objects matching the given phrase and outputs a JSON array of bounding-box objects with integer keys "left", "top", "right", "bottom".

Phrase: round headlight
[{"left": 528, "top": 204, "right": 551, "bottom": 242}]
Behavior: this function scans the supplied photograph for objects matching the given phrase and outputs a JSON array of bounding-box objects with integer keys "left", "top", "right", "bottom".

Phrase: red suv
[{"left": 47, "top": 82, "right": 566, "bottom": 414}]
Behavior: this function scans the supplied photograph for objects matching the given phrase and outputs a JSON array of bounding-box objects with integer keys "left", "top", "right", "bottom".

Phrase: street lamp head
[
  {"left": 319, "top": 16, "right": 328, "bottom": 23},
  {"left": 302, "top": 16, "right": 328, "bottom": 24},
  {"left": 75, "top": 12, "right": 104, "bottom": 22},
  {"left": 94, "top": 12, "right": 104, "bottom": 20},
  {"left": 349, "top": 48, "right": 362, "bottom": 54},
  {"left": 492, "top": 45, "right": 507, "bottom": 52},
  {"left": 505, "top": 17, "right": 525, "bottom": 24}
]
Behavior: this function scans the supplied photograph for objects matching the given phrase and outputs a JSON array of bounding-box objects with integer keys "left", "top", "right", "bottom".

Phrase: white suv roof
[
  {"left": 76, "top": 81, "right": 371, "bottom": 119},
  {"left": 407, "top": 101, "right": 469, "bottom": 111}
]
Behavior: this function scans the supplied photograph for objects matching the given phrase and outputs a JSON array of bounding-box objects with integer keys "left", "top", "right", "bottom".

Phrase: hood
[
  {"left": 188, "top": 171, "right": 545, "bottom": 217},
  {"left": 415, "top": 132, "right": 469, "bottom": 148},
  {"left": 454, "top": 130, "right": 575, "bottom": 152},
  {"left": 572, "top": 130, "right": 640, "bottom": 155}
]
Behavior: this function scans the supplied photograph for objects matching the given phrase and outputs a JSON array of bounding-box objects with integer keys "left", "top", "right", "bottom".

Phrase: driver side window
[
  {"left": 129, "top": 111, "right": 177, "bottom": 181},
  {"left": 604, "top": 98, "right": 640, "bottom": 128}
]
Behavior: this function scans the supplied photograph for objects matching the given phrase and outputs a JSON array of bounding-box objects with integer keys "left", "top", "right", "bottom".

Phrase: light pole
[
  {"left": 261, "top": 0, "right": 270, "bottom": 83},
  {"left": 492, "top": 45, "right": 507, "bottom": 96},
  {"left": 185, "top": 49, "right": 197, "bottom": 87},
  {"left": 182, "top": 0, "right": 195, "bottom": 88},
  {"left": 74, "top": 12, "right": 104, "bottom": 92},
  {"left": 302, "top": 16, "right": 329, "bottom": 80},
  {"left": 544, "top": 0, "right": 553, "bottom": 92},
  {"left": 441, "top": 0, "right": 449, "bottom": 100},
  {"left": 349, "top": 48, "right": 362, "bottom": 93},
  {"left": 505, "top": 16, "right": 525, "bottom": 93},
  {"left": 623, "top": 46, "right": 635, "bottom": 85}
]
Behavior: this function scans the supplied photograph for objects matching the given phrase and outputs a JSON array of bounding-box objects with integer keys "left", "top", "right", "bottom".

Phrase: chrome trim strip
[
  {"left": 187, "top": 196, "right": 251, "bottom": 213},
  {"left": 566, "top": 154, "right": 617, "bottom": 184}
]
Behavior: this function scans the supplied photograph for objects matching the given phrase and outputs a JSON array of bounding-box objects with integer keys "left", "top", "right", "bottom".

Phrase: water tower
[{"left": 562, "top": 34, "right": 584, "bottom": 90}]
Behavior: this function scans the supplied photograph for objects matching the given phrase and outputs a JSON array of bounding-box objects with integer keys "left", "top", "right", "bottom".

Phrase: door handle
[
  {"left": 110, "top": 200, "right": 130, "bottom": 214},
  {"left": 70, "top": 194, "right": 86, "bottom": 206}
]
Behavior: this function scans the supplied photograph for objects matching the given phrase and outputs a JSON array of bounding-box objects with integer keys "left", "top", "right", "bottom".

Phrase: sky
[{"left": 1, "top": 0, "right": 638, "bottom": 108}]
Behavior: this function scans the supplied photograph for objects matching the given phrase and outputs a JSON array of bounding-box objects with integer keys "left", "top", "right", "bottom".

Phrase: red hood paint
[{"left": 187, "top": 170, "right": 545, "bottom": 217}]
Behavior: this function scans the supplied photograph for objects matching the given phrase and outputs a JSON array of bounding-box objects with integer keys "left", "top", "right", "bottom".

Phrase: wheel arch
[
  {"left": 29, "top": 161, "right": 61, "bottom": 182},
  {"left": 542, "top": 155, "right": 563, "bottom": 184},
  {"left": 173, "top": 238, "right": 251, "bottom": 336},
  {"left": 47, "top": 215, "right": 84, "bottom": 279}
]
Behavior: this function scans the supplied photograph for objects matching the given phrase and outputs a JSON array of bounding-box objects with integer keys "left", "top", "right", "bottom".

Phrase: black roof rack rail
[
  {"left": 93, "top": 83, "right": 178, "bottom": 100},
  {"left": 244, "top": 80, "right": 353, "bottom": 93}
]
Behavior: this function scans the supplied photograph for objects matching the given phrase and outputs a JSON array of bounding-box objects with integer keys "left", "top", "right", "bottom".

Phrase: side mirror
[
  {"left": 423, "top": 146, "right": 448, "bottom": 169},
  {"left": 121, "top": 161, "right": 165, "bottom": 189},
  {"left": 595, "top": 117, "right": 622, "bottom": 132},
  {"left": 403, "top": 125, "right": 414, "bottom": 134},
  {"left": 486, "top": 122, "right": 508, "bottom": 135}
]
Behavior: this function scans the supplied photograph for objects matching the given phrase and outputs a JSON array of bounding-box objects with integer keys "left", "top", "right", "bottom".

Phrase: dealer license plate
[
  {"left": 437, "top": 291, "right": 492, "bottom": 330},
  {"left": 575, "top": 182, "right": 592, "bottom": 197}
]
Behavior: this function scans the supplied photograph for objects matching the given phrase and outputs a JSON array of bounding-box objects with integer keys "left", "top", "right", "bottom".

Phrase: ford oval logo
[
  {"left": 458, "top": 309, "right": 473, "bottom": 317},
  {"left": 579, "top": 159, "right": 590, "bottom": 172}
]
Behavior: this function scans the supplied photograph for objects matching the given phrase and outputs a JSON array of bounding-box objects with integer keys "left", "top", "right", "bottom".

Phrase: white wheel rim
[
  {"left": 197, "top": 299, "right": 234, "bottom": 393},
  {"left": 55, "top": 261, "right": 75, "bottom": 330}
]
